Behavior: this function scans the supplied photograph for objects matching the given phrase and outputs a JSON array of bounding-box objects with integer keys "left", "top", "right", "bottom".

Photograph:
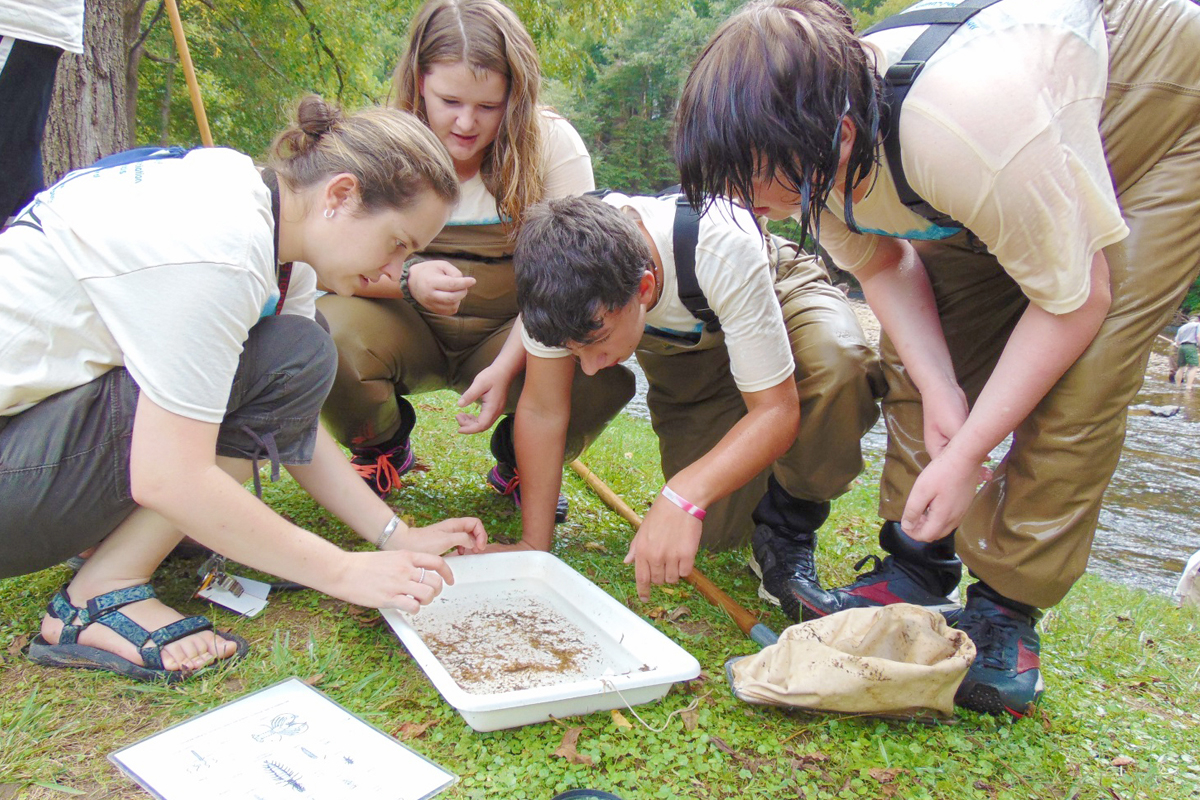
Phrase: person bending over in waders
[
  {"left": 0, "top": 96, "right": 485, "bottom": 683},
  {"left": 499, "top": 194, "right": 881, "bottom": 610},
  {"left": 673, "top": 0, "right": 1200, "bottom": 717}
]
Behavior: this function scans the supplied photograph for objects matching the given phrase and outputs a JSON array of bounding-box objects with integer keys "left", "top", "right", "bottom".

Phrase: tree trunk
[{"left": 42, "top": 0, "right": 148, "bottom": 183}]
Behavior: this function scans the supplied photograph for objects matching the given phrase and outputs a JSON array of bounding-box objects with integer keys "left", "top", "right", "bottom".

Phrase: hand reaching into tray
[{"left": 383, "top": 517, "right": 488, "bottom": 557}]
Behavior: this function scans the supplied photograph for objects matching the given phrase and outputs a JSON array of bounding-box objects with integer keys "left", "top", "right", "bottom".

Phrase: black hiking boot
[
  {"left": 954, "top": 582, "right": 1044, "bottom": 718},
  {"left": 488, "top": 415, "right": 569, "bottom": 523},
  {"left": 747, "top": 477, "right": 832, "bottom": 622},
  {"left": 802, "top": 521, "right": 963, "bottom": 622}
]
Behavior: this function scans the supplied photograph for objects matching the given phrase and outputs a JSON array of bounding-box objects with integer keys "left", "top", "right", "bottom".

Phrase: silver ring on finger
[{"left": 418, "top": 567, "right": 426, "bottom": 584}]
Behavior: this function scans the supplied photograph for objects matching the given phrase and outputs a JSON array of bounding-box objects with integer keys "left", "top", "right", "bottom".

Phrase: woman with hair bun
[
  {"left": 318, "top": 0, "right": 634, "bottom": 524},
  {"left": 0, "top": 96, "right": 486, "bottom": 683}
]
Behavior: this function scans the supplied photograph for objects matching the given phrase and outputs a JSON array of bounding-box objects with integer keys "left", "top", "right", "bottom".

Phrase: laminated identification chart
[{"left": 110, "top": 678, "right": 455, "bottom": 800}]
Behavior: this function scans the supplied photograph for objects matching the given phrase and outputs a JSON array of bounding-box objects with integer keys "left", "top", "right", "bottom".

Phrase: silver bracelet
[{"left": 377, "top": 514, "right": 401, "bottom": 549}]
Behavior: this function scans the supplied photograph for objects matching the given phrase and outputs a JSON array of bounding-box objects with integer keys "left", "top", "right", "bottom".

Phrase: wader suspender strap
[
  {"left": 585, "top": 188, "right": 722, "bottom": 332},
  {"left": 863, "top": 0, "right": 1006, "bottom": 230},
  {"left": 670, "top": 194, "right": 721, "bottom": 333},
  {"left": 260, "top": 168, "right": 294, "bottom": 314}
]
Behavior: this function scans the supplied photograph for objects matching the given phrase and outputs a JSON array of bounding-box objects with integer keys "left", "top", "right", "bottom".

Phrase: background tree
[
  {"left": 130, "top": 0, "right": 631, "bottom": 157},
  {"left": 43, "top": 0, "right": 151, "bottom": 182}
]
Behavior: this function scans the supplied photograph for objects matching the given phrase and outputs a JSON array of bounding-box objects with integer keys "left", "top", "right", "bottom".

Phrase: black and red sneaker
[
  {"left": 350, "top": 435, "right": 421, "bottom": 498},
  {"left": 487, "top": 462, "right": 569, "bottom": 524},
  {"left": 771, "top": 521, "right": 962, "bottom": 621},
  {"left": 954, "top": 583, "right": 1045, "bottom": 718},
  {"left": 802, "top": 551, "right": 963, "bottom": 621}
]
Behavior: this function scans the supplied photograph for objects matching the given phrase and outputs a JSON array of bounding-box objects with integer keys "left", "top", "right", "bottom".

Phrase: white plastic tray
[{"left": 380, "top": 551, "right": 700, "bottom": 731}]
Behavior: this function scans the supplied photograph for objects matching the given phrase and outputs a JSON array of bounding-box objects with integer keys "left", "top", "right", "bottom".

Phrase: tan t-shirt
[
  {"left": 820, "top": 0, "right": 1128, "bottom": 315},
  {"left": 448, "top": 109, "right": 593, "bottom": 227}
]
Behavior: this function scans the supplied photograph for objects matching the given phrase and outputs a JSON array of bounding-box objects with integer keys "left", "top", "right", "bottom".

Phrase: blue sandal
[{"left": 27, "top": 584, "right": 248, "bottom": 683}]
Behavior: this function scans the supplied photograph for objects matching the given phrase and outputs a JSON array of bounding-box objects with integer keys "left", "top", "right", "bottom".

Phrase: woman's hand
[
  {"left": 389, "top": 517, "right": 488, "bottom": 555},
  {"left": 408, "top": 259, "right": 476, "bottom": 315},
  {"left": 331, "top": 550, "right": 455, "bottom": 613}
]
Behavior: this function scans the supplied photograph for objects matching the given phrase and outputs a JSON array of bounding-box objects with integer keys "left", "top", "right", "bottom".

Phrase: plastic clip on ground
[{"left": 196, "top": 553, "right": 244, "bottom": 598}]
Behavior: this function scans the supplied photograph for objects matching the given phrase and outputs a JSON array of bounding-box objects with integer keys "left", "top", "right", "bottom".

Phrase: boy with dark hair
[{"left": 506, "top": 193, "right": 882, "bottom": 603}]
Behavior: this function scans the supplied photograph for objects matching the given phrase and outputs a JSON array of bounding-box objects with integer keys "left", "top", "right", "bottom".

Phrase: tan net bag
[{"left": 727, "top": 604, "right": 976, "bottom": 721}]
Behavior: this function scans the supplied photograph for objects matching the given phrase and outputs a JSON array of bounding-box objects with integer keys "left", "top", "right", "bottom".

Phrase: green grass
[{"left": 2, "top": 391, "right": 1198, "bottom": 798}]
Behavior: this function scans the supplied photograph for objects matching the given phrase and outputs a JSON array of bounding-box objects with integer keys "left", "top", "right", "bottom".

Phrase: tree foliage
[
  {"left": 550, "top": 0, "right": 731, "bottom": 194},
  {"left": 132, "top": 0, "right": 633, "bottom": 158}
]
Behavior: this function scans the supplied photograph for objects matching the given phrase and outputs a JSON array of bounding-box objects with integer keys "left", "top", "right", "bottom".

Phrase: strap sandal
[{"left": 27, "top": 584, "right": 248, "bottom": 684}]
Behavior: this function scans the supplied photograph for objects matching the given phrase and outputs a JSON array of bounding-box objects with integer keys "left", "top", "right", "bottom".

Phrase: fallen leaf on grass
[
  {"left": 553, "top": 726, "right": 595, "bottom": 766},
  {"left": 647, "top": 607, "right": 667, "bottom": 620},
  {"left": 611, "top": 709, "right": 633, "bottom": 729},
  {"left": 6, "top": 634, "right": 29, "bottom": 657},
  {"left": 303, "top": 673, "right": 325, "bottom": 687},
  {"left": 1111, "top": 756, "right": 1135, "bottom": 768},
  {"left": 794, "top": 752, "right": 830, "bottom": 769},
  {"left": 710, "top": 736, "right": 738, "bottom": 756},
  {"left": 583, "top": 541, "right": 608, "bottom": 553},
  {"left": 346, "top": 606, "right": 383, "bottom": 628},
  {"left": 397, "top": 721, "right": 434, "bottom": 740},
  {"left": 869, "top": 768, "right": 903, "bottom": 784},
  {"left": 668, "top": 606, "right": 691, "bottom": 622},
  {"left": 681, "top": 707, "right": 699, "bottom": 732},
  {"left": 675, "top": 620, "right": 715, "bottom": 638}
]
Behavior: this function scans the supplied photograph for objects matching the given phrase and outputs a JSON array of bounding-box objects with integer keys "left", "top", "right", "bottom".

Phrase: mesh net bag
[{"left": 728, "top": 603, "right": 975, "bottom": 721}]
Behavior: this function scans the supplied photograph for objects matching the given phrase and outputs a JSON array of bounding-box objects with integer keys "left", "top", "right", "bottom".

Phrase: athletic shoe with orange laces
[
  {"left": 487, "top": 462, "right": 569, "bottom": 524},
  {"left": 350, "top": 435, "right": 423, "bottom": 498}
]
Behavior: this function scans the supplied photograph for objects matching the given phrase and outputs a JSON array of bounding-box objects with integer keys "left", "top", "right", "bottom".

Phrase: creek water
[{"left": 621, "top": 333, "right": 1199, "bottom": 597}]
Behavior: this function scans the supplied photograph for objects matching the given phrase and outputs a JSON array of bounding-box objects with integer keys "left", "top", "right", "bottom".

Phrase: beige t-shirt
[
  {"left": 0, "top": 148, "right": 314, "bottom": 421},
  {"left": 0, "top": 0, "right": 84, "bottom": 52},
  {"left": 820, "top": 0, "right": 1127, "bottom": 315},
  {"left": 522, "top": 193, "right": 795, "bottom": 394}
]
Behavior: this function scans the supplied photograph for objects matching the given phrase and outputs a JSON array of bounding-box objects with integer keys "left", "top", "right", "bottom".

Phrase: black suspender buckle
[{"left": 886, "top": 60, "right": 926, "bottom": 87}]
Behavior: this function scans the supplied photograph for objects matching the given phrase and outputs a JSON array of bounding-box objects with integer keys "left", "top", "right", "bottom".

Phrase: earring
[{"left": 323, "top": 208, "right": 335, "bottom": 219}]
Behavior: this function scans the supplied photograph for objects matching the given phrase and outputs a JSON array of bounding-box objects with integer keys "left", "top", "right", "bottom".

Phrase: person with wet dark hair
[
  {"left": 674, "top": 0, "right": 1200, "bottom": 717},
  {"left": 0, "top": 96, "right": 486, "bottom": 683}
]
